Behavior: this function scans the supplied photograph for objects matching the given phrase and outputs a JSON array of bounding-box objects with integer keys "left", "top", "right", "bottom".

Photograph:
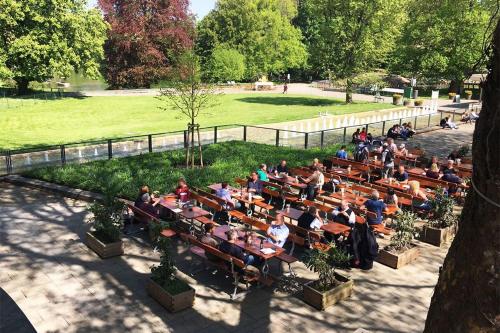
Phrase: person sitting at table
[
  {"left": 199, "top": 223, "right": 220, "bottom": 262},
  {"left": 447, "top": 150, "right": 459, "bottom": 161},
  {"left": 219, "top": 229, "right": 258, "bottom": 271},
  {"left": 363, "top": 190, "right": 387, "bottom": 225},
  {"left": 311, "top": 158, "right": 323, "bottom": 170},
  {"left": 359, "top": 128, "right": 367, "bottom": 142},
  {"left": 393, "top": 165, "right": 409, "bottom": 184},
  {"left": 276, "top": 160, "right": 288, "bottom": 174},
  {"left": 383, "top": 188, "right": 399, "bottom": 206},
  {"left": 366, "top": 132, "right": 374, "bottom": 145},
  {"left": 425, "top": 156, "right": 440, "bottom": 170},
  {"left": 175, "top": 178, "right": 190, "bottom": 203},
  {"left": 134, "top": 185, "right": 150, "bottom": 207},
  {"left": 397, "top": 143, "right": 408, "bottom": 156},
  {"left": 442, "top": 160, "right": 457, "bottom": 176},
  {"left": 387, "top": 125, "right": 399, "bottom": 139},
  {"left": 332, "top": 200, "right": 356, "bottom": 226},
  {"left": 257, "top": 164, "right": 269, "bottom": 181},
  {"left": 426, "top": 163, "right": 441, "bottom": 179},
  {"left": 137, "top": 193, "right": 160, "bottom": 218},
  {"left": 335, "top": 145, "right": 348, "bottom": 159},
  {"left": 300, "top": 166, "right": 323, "bottom": 200},
  {"left": 461, "top": 111, "right": 472, "bottom": 123},
  {"left": 216, "top": 182, "right": 241, "bottom": 209},
  {"left": 247, "top": 172, "right": 263, "bottom": 195},
  {"left": 408, "top": 180, "right": 431, "bottom": 210},
  {"left": 266, "top": 214, "right": 289, "bottom": 248},
  {"left": 297, "top": 206, "right": 323, "bottom": 230},
  {"left": 352, "top": 128, "right": 361, "bottom": 143}
]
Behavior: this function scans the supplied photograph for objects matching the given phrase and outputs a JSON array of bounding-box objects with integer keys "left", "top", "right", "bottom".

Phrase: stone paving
[{"left": 0, "top": 126, "right": 475, "bottom": 333}]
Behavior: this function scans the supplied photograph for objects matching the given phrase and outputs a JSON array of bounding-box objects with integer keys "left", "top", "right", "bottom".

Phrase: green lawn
[
  {"left": 0, "top": 93, "right": 395, "bottom": 150},
  {"left": 24, "top": 141, "right": 350, "bottom": 200}
]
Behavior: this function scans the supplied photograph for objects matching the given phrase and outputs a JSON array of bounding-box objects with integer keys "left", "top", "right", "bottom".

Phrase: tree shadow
[{"left": 237, "top": 96, "right": 343, "bottom": 107}]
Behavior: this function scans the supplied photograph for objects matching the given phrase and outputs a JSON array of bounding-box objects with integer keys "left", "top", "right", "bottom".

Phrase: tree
[
  {"left": 296, "top": 0, "right": 407, "bottom": 103},
  {"left": 390, "top": 0, "right": 498, "bottom": 92},
  {"left": 423, "top": 19, "right": 500, "bottom": 333},
  {"left": 205, "top": 45, "right": 246, "bottom": 82},
  {"left": 196, "top": 0, "right": 307, "bottom": 81},
  {"left": 98, "top": 0, "right": 194, "bottom": 89},
  {"left": 156, "top": 52, "right": 221, "bottom": 168},
  {"left": 0, "top": 0, "right": 107, "bottom": 94}
]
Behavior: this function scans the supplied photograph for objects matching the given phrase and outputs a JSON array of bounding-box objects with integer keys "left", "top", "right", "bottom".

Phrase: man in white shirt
[
  {"left": 266, "top": 214, "right": 289, "bottom": 248},
  {"left": 332, "top": 200, "right": 356, "bottom": 226}
]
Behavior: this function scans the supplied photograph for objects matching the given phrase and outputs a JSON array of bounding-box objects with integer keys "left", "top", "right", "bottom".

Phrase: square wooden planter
[
  {"left": 376, "top": 245, "right": 419, "bottom": 269},
  {"left": 85, "top": 231, "right": 124, "bottom": 259},
  {"left": 420, "top": 225, "right": 456, "bottom": 247},
  {"left": 146, "top": 278, "right": 195, "bottom": 313},
  {"left": 303, "top": 273, "right": 354, "bottom": 310}
]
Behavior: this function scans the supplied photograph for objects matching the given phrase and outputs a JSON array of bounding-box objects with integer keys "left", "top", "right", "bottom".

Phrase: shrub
[
  {"left": 457, "top": 144, "right": 470, "bottom": 158},
  {"left": 386, "top": 211, "right": 418, "bottom": 252},
  {"left": 414, "top": 99, "right": 424, "bottom": 106},
  {"left": 428, "top": 188, "right": 458, "bottom": 229},
  {"left": 393, "top": 94, "right": 402, "bottom": 99},
  {"left": 303, "top": 245, "right": 351, "bottom": 292},
  {"left": 464, "top": 90, "right": 473, "bottom": 98},
  {"left": 448, "top": 92, "right": 456, "bottom": 99}
]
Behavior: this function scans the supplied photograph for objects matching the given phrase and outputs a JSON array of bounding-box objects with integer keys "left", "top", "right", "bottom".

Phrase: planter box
[
  {"left": 376, "top": 245, "right": 419, "bottom": 269},
  {"left": 146, "top": 278, "right": 195, "bottom": 313},
  {"left": 420, "top": 225, "right": 456, "bottom": 247},
  {"left": 303, "top": 273, "right": 354, "bottom": 310},
  {"left": 85, "top": 231, "right": 124, "bottom": 259}
]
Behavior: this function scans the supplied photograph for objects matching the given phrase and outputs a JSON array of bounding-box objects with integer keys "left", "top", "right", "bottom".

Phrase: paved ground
[{"left": 0, "top": 126, "right": 475, "bottom": 333}]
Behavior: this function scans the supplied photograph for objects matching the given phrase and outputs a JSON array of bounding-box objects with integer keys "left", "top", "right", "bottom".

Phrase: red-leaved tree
[{"left": 98, "top": 0, "right": 194, "bottom": 89}]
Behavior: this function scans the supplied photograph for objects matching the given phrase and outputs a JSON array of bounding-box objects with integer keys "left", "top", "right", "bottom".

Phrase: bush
[
  {"left": 448, "top": 92, "right": 456, "bottom": 99},
  {"left": 204, "top": 45, "right": 246, "bottom": 83},
  {"left": 303, "top": 245, "right": 351, "bottom": 291},
  {"left": 393, "top": 94, "right": 402, "bottom": 99},
  {"left": 414, "top": 99, "right": 424, "bottom": 106},
  {"left": 464, "top": 90, "right": 473, "bottom": 99},
  {"left": 386, "top": 211, "right": 418, "bottom": 252},
  {"left": 428, "top": 188, "right": 458, "bottom": 229}
]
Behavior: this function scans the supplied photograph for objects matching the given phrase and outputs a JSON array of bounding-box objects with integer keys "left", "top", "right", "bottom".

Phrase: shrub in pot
[
  {"left": 302, "top": 245, "right": 353, "bottom": 310},
  {"left": 147, "top": 221, "right": 195, "bottom": 312},
  {"left": 464, "top": 90, "right": 473, "bottom": 99},
  {"left": 85, "top": 184, "right": 125, "bottom": 258},
  {"left": 377, "top": 211, "right": 420, "bottom": 269},
  {"left": 403, "top": 99, "right": 413, "bottom": 106},
  {"left": 448, "top": 92, "right": 456, "bottom": 100},
  {"left": 421, "top": 188, "right": 458, "bottom": 246},
  {"left": 392, "top": 94, "right": 402, "bottom": 105},
  {"left": 414, "top": 99, "right": 424, "bottom": 106}
]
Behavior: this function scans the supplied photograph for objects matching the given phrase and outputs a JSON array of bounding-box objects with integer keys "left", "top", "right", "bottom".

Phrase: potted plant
[
  {"left": 457, "top": 144, "right": 470, "bottom": 158},
  {"left": 392, "top": 94, "right": 402, "bottom": 105},
  {"left": 448, "top": 92, "right": 456, "bottom": 100},
  {"left": 420, "top": 188, "right": 458, "bottom": 246},
  {"left": 414, "top": 99, "right": 424, "bottom": 106},
  {"left": 146, "top": 221, "right": 195, "bottom": 312},
  {"left": 403, "top": 99, "right": 413, "bottom": 106},
  {"left": 377, "top": 211, "right": 420, "bottom": 269},
  {"left": 464, "top": 90, "right": 473, "bottom": 99},
  {"left": 85, "top": 186, "right": 125, "bottom": 258},
  {"left": 302, "top": 246, "right": 353, "bottom": 310}
]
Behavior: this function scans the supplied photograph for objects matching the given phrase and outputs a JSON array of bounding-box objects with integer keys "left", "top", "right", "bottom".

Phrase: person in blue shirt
[
  {"left": 363, "top": 190, "right": 387, "bottom": 225},
  {"left": 216, "top": 182, "right": 241, "bottom": 209},
  {"left": 393, "top": 165, "right": 409, "bottom": 183},
  {"left": 335, "top": 145, "right": 348, "bottom": 159},
  {"left": 266, "top": 214, "right": 289, "bottom": 248}
]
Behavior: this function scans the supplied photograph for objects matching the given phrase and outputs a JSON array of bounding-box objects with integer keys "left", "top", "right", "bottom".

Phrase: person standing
[
  {"left": 283, "top": 82, "right": 288, "bottom": 94},
  {"left": 381, "top": 143, "right": 395, "bottom": 178}
]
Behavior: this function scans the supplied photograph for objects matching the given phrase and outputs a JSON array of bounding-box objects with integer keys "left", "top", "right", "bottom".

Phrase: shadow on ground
[{"left": 237, "top": 96, "right": 342, "bottom": 107}]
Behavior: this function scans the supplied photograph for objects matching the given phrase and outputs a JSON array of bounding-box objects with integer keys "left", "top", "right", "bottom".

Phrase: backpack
[
  {"left": 354, "top": 145, "right": 368, "bottom": 162},
  {"left": 383, "top": 148, "right": 394, "bottom": 164}
]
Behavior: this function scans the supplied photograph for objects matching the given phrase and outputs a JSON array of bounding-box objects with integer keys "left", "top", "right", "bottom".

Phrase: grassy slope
[
  {"left": 0, "top": 93, "right": 394, "bottom": 149},
  {"left": 24, "top": 141, "right": 350, "bottom": 199}
]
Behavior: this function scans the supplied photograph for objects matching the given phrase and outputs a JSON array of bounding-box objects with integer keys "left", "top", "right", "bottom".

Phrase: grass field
[
  {"left": 24, "top": 141, "right": 349, "bottom": 200},
  {"left": 0, "top": 93, "right": 395, "bottom": 150}
]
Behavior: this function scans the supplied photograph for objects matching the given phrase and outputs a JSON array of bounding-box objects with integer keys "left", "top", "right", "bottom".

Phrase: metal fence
[{"left": 0, "top": 109, "right": 465, "bottom": 176}]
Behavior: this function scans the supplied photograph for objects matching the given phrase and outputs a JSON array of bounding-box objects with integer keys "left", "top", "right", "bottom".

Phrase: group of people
[
  {"left": 352, "top": 128, "right": 373, "bottom": 145},
  {"left": 387, "top": 123, "right": 416, "bottom": 140},
  {"left": 460, "top": 110, "right": 479, "bottom": 123}
]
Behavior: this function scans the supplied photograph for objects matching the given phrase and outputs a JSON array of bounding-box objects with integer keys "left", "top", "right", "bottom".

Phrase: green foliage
[
  {"left": 205, "top": 45, "right": 246, "bottom": 82},
  {"left": 428, "top": 188, "right": 458, "bottom": 229},
  {"left": 0, "top": 0, "right": 108, "bottom": 93},
  {"left": 303, "top": 245, "right": 351, "bottom": 291},
  {"left": 86, "top": 176, "right": 125, "bottom": 243},
  {"left": 24, "top": 141, "right": 347, "bottom": 200},
  {"left": 414, "top": 99, "right": 424, "bottom": 106},
  {"left": 388, "top": 211, "right": 418, "bottom": 251},
  {"left": 390, "top": 0, "right": 497, "bottom": 84},
  {"left": 196, "top": 0, "right": 307, "bottom": 80},
  {"left": 457, "top": 145, "right": 470, "bottom": 158}
]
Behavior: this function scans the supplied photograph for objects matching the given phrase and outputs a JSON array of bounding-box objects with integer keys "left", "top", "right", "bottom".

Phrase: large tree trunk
[
  {"left": 424, "top": 21, "right": 500, "bottom": 332},
  {"left": 15, "top": 78, "right": 30, "bottom": 95},
  {"left": 345, "top": 78, "right": 353, "bottom": 104}
]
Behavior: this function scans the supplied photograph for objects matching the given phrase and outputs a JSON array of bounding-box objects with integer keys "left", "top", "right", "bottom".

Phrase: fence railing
[{"left": 0, "top": 109, "right": 465, "bottom": 176}]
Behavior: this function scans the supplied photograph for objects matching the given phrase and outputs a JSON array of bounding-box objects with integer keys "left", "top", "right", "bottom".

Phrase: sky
[{"left": 88, "top": 0, "right": 216, "bottom": 19}]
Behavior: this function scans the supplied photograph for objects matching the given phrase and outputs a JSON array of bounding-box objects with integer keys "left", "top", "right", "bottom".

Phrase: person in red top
[
  {"left": 359, "top": 128, "right": 367, "bottom": 142},
  {"left": 175, "top": 178, "right": 190, "bottom": 202}
]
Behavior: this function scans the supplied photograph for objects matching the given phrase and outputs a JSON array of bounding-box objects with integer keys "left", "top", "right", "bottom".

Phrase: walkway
[{"left": 1, "top": 181, "right": 449, "bottom": 333}]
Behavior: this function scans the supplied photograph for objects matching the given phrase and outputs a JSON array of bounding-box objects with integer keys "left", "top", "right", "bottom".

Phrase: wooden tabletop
[
  {"left": 329, "top": 192, "right": 368, "bottom": 205},
  {"left": 213, "top": 225, "right": 284, "bottom": 260},
  {"left": 374, "top": 179, "right": 410, "bottom": 192},
  {"left": 383, "top": 204, "right": 399, "bottom": 216},
  {"left": 407, "top": 167, "right": 427, "bottom": 176},
  {"left": 268, "top": 174, "right": 307, "bottom": 189},
  {"left": 208, "top": 183, "right": 239, "bottom": 192},
  {"left": 330, "top": 167, "right": 362, "bottom": 176},
  {"left": 321, "top": 222, "right": 351, "bottom": 235},
  {"left": 159, "top": 198, "right": 211, "bottom": 219},
  {"left": 277, "top": 207, "right": 304, "bottom": 221}
]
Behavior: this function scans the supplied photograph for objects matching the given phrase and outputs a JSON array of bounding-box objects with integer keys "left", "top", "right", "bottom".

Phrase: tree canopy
[
  {"left": 390, "top": 0, "right": 498, "bottom": 90},
  {"left": 205, "top": 46, "right": 246, "bottom": 82},
  {"left": 296, "top": 0, "right": 407, "bottom": 102},
  {"left": 196, "top": 0, "right": 307, "bottom": 81},
  {"left": 0, "top": 0, "right": 107, "bottom": 94},
  {"left": 98, "top": 0, "right": 194, "bottom": 89}
]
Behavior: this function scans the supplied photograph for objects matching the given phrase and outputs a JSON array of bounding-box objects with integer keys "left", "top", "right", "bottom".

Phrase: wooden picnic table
[
  {"left": 321, "top": 222, "right": 351, "bottom": 235},
  {"left": 374, "top": 178, "right": 410, "bottom": 192},
  {"left": 159, "top": 197, "right": 211, "bottom": 229},
  {"left": 407, "top": 167, "right": 427, "bottom": 176},
  {"left": 329, "top": 191, "right": 368, "bottom": 206},
  {"left": 268, "top": 173, "right": 307, "bottom": 189},
  {"left": 207, "top": 184, "right": 266, "bottom": 205},
  {"left": 277, "top": 207, "right": 304, "bottom": 221},
  {"left": 329, "top": 167, "right": 362, "bottom": 177}
]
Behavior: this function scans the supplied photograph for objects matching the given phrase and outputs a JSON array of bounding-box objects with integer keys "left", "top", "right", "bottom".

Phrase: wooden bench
[
  {"left": 127, "top": 204, "right": 177, "bottom": 239},
  {"left": 180, "top": 233, "right": 259, "bottom": 299}
]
